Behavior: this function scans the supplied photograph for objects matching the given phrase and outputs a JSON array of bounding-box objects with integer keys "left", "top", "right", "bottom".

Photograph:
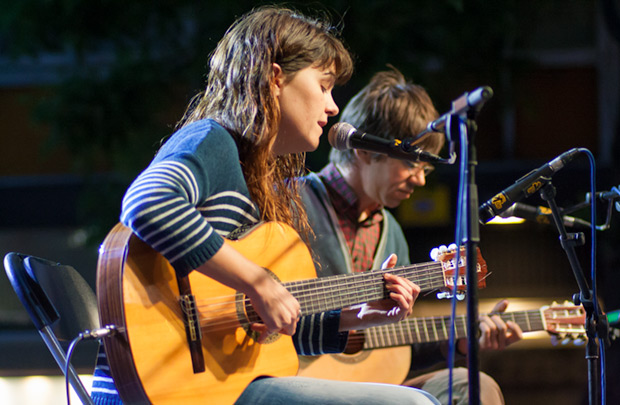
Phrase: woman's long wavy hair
[{"left": 179, "top": 6, "right": 353, "bottom": 234}]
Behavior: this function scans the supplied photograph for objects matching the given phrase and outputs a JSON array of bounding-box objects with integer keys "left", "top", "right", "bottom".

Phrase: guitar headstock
[
  {"left": 435, "top": 246, "right": 488, "bottom": 297},
  {"left": 542, "top": 301, "right": 586, "bottom": 345}
]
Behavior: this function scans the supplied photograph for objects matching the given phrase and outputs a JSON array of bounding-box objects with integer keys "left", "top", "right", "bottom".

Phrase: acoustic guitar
[
  {"left": 96, "top": 221, "right": 487, "bottom": 404},
  {"left": 298, "top": 302, "right": 586, "bottom": 384}
]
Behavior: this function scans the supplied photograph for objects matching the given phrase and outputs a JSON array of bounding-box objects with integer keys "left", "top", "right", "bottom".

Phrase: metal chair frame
[{"left": 3, "top": 252, "right": 98, "bottom": 405}]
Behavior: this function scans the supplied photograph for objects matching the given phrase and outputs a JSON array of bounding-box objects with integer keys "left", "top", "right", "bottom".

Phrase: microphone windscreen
[{"left": 328, "top": 122, "right": 355, "bottom": 150}]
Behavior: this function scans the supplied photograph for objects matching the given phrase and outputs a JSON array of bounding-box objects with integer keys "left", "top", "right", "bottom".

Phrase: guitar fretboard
[
  {"left": 285, "top": 261, "right": 450, "bottom": 316},
  {"left": 244, "top": 261, "right": 453, "bottom": 323},
  {"left": 363, "top": 309, "right": 545, "bottom": 349},
  {"left": 243, "top": 248, "right": 485, "bottom": 324}
]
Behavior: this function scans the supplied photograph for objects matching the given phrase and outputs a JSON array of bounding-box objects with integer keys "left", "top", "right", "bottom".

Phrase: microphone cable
[
  {"left": 447, "top": 114, "right": 469, "bottom": 405},
  {"left": 581, "top": 148, "right": 606, "bottom": 405},
  {"left": 64, "top": 325, "right": 118, "bottom": 405},
  {"left": 64, "top": 334, "right": 84, "bottom": 405}
]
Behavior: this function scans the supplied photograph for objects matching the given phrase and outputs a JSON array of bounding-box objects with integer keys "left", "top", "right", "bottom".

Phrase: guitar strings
[
  {"left": 186, "top": 262, "right": 481, "bottom": 333},
  {"left": 191, "top": 265, "right": 446, "bottom": 314},
  {"left": 189, "top": 278, "right": 450, "bottom": 332},
  {"left": 177, "top": 250, "right": 484, "bottom": 334},
  {"left": 193, "top": 260, "right": 455, "bottom": 311},
  {"left": 194, "top": 304, "right": 563, "bottom": 344},
  {"left": 191, "top": 258, "right": 462, "bottom": 310},
  {"left": 343, "top": 310, "right": 547, "bottom": 349},
  {"left": 359, "top": 308, "right": 583, "bottom": 347},
  {"left": 177, "top": 296, "right": 583, "bottom": 350},
  {"left": 191, "top": 263, "right": 447, "bottom": 312},
  {"left": 191, "top": 252, "right": 477, "bottom": 311}
]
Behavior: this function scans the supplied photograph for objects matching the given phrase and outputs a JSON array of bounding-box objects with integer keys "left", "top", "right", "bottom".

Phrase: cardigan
[{"left": 300, "top": 169, "right": 451, "bottom": 370}]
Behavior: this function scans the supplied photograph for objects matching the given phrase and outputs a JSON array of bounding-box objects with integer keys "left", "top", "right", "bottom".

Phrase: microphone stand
[
  {"left": 447, "top": 112, "right": 483, "bottom": 404},
  {"left": 459, "top": 112, "right": 482, "bottom": 405},
  {"left": 539, "top": 181, "right": 608, "bottom": 405},
  {"left": 427, "top": 86, "right": 492, "bottom": 405},
  {"left": 561, "top": 186, "right": 620, "bottom": 231}
]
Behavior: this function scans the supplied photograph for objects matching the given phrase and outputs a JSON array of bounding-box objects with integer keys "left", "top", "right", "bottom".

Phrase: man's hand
[
  {"left": 457, "top": 299, "right": 524, "bottom": 354},
  {"left": 479, "top": 299, "right": 523, "bottom": 350}
]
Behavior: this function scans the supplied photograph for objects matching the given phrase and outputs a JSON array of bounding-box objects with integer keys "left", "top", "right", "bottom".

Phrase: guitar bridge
[
  {"left": 181, "top": 294, "right": 202, "bottom": 343},
  {"left": 177, "top": 275, "right": 206, "bottom": 374}
]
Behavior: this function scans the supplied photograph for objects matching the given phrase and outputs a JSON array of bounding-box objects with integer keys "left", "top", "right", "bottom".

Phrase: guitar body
[
  {"left": 97, "top": 222, "right": 316, "bottom": 404},
  {"left": 298, "top": 346, "right": 411, "bottom": 384}
]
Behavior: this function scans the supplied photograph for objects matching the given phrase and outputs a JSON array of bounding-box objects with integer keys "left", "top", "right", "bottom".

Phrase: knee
[
  {"left": 478, "top": 371, "right": 504, "bottom": 405},
  {"left": 450, "top": 368, "right": 504, "bottom": 405},
  {"left": 479, "top": 371, "right": 500, "bottom": 389}
]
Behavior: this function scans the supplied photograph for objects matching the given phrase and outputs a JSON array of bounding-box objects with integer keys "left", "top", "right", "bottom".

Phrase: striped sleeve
[
  {"left": 91, "top": 349, "right": 123, "bottom": 405},
  {"left": 293, "top": 310, "right": 348, "bottom": 355},
  {"left": 120, "top": 158, "right": 224, "bottom": 277}
]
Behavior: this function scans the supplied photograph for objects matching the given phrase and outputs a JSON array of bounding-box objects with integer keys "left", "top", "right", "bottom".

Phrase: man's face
[{"left": 359, "top": 154, "right": 432, "bottom": 208}]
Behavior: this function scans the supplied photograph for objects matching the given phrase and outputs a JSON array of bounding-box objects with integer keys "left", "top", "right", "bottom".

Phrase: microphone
[
  {"left": 499, "top": 202, "right": 591, "bottom": 229},
  {"left": 589, "top": 187, "right": 620, "bottom": 202},
  {"left": 328, "top": 122, "right": 443, "bottom": 163},
  {"left": 479, "top": 148, "right": 581, "bottom": 224},
  {"left": 426, "top": 86, "right": 494, "bottom": 133}
]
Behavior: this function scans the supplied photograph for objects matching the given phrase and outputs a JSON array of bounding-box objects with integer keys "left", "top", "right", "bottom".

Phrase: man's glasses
[{"left": 401, "top": 160, "right": 435, "bottom": 176}]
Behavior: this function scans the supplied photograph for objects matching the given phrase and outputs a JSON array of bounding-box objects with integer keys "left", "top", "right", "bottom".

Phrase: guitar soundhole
[
  {"left": 332, "top": 350, "right": 372, "bottom": 364},
  {"left": 235, "top": 267, "right": 281, "bottom": 344}
]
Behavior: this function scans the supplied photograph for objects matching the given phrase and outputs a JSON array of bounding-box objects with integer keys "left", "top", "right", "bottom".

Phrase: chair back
[{"left": 3, "top": 252, "right": 100, "bottom": 339}]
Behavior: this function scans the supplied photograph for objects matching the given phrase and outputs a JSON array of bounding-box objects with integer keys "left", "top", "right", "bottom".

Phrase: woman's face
[{"left": 273, "top": 63, "right": 339, "bottom": 155}]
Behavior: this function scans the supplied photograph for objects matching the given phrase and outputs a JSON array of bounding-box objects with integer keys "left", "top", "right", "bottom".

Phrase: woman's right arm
[
  {"left": 195, "top": 242, "right": 301, "bottom": 342},
  {"left": 120, "top": 127, "right": 301, "bottom": 342}
]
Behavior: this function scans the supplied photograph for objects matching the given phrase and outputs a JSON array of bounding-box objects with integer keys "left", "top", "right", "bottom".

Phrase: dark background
[{"left": 1, "top": 1, "right": 619, "bottom": 404}]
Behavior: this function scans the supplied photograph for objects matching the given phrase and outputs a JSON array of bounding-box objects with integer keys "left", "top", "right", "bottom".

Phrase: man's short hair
[{"left": 330, "top": 66, "right": 444, "bottom": 166}]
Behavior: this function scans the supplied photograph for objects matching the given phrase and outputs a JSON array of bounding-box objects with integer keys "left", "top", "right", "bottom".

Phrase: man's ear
[
  {"left": 272, "top": 63, "right": 284, "bottom": 97},
  {"left": 354, "top": 149, "right": 373, "bottom": 165}
]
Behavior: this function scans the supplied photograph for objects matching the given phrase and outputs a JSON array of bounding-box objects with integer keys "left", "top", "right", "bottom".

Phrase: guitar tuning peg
[
  {"left": 436, "top": 291, "right": 451, "bottom": 300},
  {"left": 573, "top": 337, "right": 585, "bottom": 346},
  {"left": 448, "top": 243, "right": 457, "bottom": 252},
  {"left": 430, "top": 244, "right": 452, "bottom": 260},
  {"left": 561, "top": 337, "right": 572, "bottom": 345},
  {"left": 435, "top": 291, "right": 466, "bottom": 300}
]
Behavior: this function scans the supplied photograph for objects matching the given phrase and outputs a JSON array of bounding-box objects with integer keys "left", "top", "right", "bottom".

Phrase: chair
[{"left": 3, "top": 252, "right": 99, "bottom": 405}]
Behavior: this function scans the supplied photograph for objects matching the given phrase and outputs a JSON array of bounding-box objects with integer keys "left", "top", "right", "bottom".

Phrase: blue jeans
[{"left": 236, "top": 376, "right": 441, "bottom": 405}]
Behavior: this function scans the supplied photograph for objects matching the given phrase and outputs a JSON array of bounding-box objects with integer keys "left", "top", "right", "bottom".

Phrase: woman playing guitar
[{"left": 92, "top": 6, "right": 439, "bottom": 405}]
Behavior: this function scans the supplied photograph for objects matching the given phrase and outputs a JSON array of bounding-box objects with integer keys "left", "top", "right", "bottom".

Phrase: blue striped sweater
[{"left": 92, "top": 119, "right": 347, "bottom": 404}]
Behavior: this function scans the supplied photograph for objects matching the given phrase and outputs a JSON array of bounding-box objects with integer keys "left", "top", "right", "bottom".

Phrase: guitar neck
[
  {"left": 364, "top": 309, "right": 545, "bottom": 349},
  {"left": 285, "top": 262, "right": 446, "bottom": 316},
  {"left": 247, "top": 244, "right": 485, "bottom": 321}
]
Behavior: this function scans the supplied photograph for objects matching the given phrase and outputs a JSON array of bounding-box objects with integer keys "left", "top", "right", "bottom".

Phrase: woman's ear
[{"left": 272, "top": 63, "right": 284, "bottom": 97}]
